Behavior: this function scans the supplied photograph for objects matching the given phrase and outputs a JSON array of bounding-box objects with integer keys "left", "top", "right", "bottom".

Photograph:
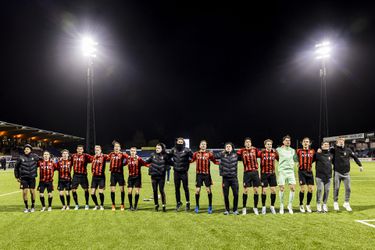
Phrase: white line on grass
[
  {"left": 355, "top": 220, "right": 375, "bottom": 229},
  {"left": 0, "top": 191, "right": 21, "bottom": 197}
]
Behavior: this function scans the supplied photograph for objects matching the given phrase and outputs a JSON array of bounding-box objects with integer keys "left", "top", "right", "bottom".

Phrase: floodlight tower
[
  {"left": 315, "top": 41, "right": 331, "bottom": 143},
  {"left": 82, "top": 36, "right": 97, "bottom": 153}
]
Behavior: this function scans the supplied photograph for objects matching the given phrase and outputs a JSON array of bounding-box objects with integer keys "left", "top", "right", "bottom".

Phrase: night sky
[{"left": 1, "top": 1, "right": 374, "bottom": 149}]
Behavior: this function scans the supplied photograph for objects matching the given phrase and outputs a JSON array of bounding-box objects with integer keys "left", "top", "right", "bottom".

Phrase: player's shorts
[
  {"left": 128, "top": 176, "right": 142, "bottom": 188},
  {"left": 72, "top": 174, "right": 89, "bottom": 189},
  {"left": 278, "top": 170, "right": 296, "bottom": 186},
  {"left": 58, "top": 180, "right": 72, "bottom": 191},
  {"left": 298, "top": 170, "right": 314, "bottom": 185},
  {"left": 261, "top": 173, "right": 277, "bottom": 187},
  {"left": 19, "top": 177, "right": 36, "bottom": 189},
  {"left": 91, "top": 176, "right": 106, "bottom": 189},
  {"left": 110, "top": 173, "right": 125, "bottom": 187},
  {"left": 196, "top": 173, "right": 212, "bottom": 187},
  {"left": 243, "top": 171, "right": 260, "bottom": 188},
  {"left": 38, "top": 181, "right": 54, "bottom": 193}
]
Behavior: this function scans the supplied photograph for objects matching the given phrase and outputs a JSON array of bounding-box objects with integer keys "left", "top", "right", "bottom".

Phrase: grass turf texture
[{"left": 0, "top": 162, "right": 374, "bottom": 249}]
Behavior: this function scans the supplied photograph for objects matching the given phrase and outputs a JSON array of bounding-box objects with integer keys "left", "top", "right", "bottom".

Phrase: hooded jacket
[
  {"left": 169, "top": 139, "right": 193, "bottom": 172},
  {"left": 14, "top": 153, "right": 41, "bottom": 179},
  {"left": 214, "top": 143, "right": 239, "bottom": 178},
  {"left": 315, "top": 149, "right": 333, "bottom": 183},
  {"left": 146, "top": 144, "right": 171, "bottom": 177}
]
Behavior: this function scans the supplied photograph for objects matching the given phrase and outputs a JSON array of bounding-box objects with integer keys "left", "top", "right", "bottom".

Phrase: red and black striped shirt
[
  {"left": 191, "top": 151, "right": 218, "bottom": 174},
  {"left": 72, "top": 153, "right": 93, "bottom": 175},
  {"left": 237, "top": 147, "right": 259, "bottom": 172},
  {"left": 57, "top": 159, "right": 72, "bottom": 181},
  {"left": 126, "top": 155, "right": 148, "bottom": 177},
  {"left": 296, "top": 149, "right": 315, "bottom": 172},
  {"left": 108, "top": 152, "right": 128, "bottom": 173},
  {"left": 258, "top": 149, "right": 278, "bottom": 174},
  {"left": 91, "top": 154, "right": 108, "bottom": 177},
  {"left": 38, "top": 160, "right": 57, "bottom": 182}
]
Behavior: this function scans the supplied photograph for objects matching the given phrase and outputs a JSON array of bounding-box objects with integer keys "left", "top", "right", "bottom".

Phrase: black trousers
[
  {"left": 222, "top": 177, "right": 239, "bottom": 212},
  {"left": 174, "top": 171, "right": 190, "bottom": 204},
  {"left": 151, "top": 176, "right": 166, "bottom": 205}
]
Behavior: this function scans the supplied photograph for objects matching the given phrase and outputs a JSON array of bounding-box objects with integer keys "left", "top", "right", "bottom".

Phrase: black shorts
[
  {"left": 299, "top": 170, "right": 314, "bottom": 185},
  {"left": 128, "top": 176, "right": 142, "bottom": 188},
  {"left": 58, "top": 180, "right": 72, "bottom": 191},
  {"left": 20, "top": 178, "right": 36, "bottom": 189},
  {"left": 110, "top": 173, "right": 125, "bottom": 187},
  {"left": 91, "top": 176, "right": 106, "bottom": 189},
  {"left": 261, "top": 173, "right": 277, "bottom": 187},
  {"left": 72, "top": 174, "right": 89, "bottom": 189},
  {"left": 243, "top": 171, "right": 261, "bottom": 188},
  {"left": 196, "top": 173, "right": 212, "bottom": 187},
  {"left": 38, "top": 181, "right": 54, "bottom": 193}
]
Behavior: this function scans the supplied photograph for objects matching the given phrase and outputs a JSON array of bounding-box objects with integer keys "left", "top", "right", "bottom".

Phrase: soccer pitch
[{"left": 0, "top": 162, "right": 374, "bottom": 249}]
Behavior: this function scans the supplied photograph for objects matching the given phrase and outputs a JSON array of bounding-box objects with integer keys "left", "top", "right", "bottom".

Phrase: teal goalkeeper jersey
[{"left": 276, "top": 146, "right": 297, "bottom": 172}]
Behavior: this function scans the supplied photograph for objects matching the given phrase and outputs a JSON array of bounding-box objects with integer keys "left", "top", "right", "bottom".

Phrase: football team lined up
[{"left": 14, "top": 135, "right": 363, "bottom": 215}]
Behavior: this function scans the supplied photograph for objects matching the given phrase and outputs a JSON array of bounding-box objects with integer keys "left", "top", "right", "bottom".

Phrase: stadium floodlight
[
  {"left": 80, "top": 35, "right": 97, "bottom": 153},
  {"left": 315, "top": 41, "right": 331, "bottom": 60},
  {"left": 81, "top": 36, "right": 97, "bottom": 58},
  {"left": 315, "top": 40, "right": 331, "bottom": 143}
]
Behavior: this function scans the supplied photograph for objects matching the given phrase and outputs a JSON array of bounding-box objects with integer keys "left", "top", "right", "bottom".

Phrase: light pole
[
  {"left": 315, "top": 41, "right": 331, "bottom": 143},
  {"left": 82, "top": 36, "right": 97, "bottom": 153}
]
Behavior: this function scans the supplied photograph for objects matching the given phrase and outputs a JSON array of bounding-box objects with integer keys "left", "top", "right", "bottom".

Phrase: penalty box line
[{"left": 355, "top": 220, "right": 375, "bottom": 229}]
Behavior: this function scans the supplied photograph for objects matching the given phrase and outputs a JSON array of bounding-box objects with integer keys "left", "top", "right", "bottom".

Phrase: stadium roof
[{"left": 0, "top": 121, "right": 84, "bottom": 143}]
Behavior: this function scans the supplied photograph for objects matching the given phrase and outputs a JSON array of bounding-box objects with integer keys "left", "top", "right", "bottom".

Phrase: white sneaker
[
  {"left": 270, "top": 206, "right": 276, "bottom": 214},
  {"left": 317, "top": 203, "right": 322, "bottom": 212},
  {"left": 333, "top": 202, "right": 339, "bottom": 211},
  {"left": 61, "top": 206, "right": 66, "bottom": 211},
  {"left": 74, "top": 205, "right": 79, "bottom": 210},
  {"left": 85, "top": 205, "right": 89, "bottom": 210},
  {"left": 93, "top": 206, "right": 99, "bottom": 210},
  {"left": 288, "top": 204, "right": 294, "bottom": 214},
  {"left": 262, "top": 206, "right": 267, "bottom": 215},
  {"left": 47, "top": 207, "right": 52, "bottom": 212},
  {"left": 322, "top": 204, "right": 328, "bottom": 213},
  {"left": 41, "top": 207, "right": 46, "bottom": 212},
  {"left": 23, "top": 208, "right": 30, "bottom": 213},
  {"left": 253, "top": 208, "right": 259, "bottom": 215},
  {"left": 30, "top": 208, "right": 35, "bottom": 213},
  {"left": 306, "top": 205, "right": 312, "bottom": 213},
  {"left": 343, "top": 202, "right": 352, "bottom": 212},
  {"left": 100, "top": 206, "right": 104, "bottom": 211},
  {"left": 299, "top": 205, "right": 305, "bottom": 213},
  {"left": 242, "top": 207, "right": 247, "bottom": 215},
  {"left": 279, "top": 204, "right": 284, "bottom": 214},
  {"left": 66, "top": 206, "right": 70, "bottom": 210}
]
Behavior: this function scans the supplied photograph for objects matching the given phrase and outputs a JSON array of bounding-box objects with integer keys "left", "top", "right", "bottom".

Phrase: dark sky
[{"left": 1, "top": 0, "right": 374, "bottom": 149}]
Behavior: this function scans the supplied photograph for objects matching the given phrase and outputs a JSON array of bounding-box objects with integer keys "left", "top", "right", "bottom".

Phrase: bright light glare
[
  {"left": 315, "top": 41, "right": 331, "bottom": 60},
  {"left": 82, "top": 36, "right": 98, "bottom": 57}
]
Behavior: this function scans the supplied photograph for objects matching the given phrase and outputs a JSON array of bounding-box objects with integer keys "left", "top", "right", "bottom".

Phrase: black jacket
[
  {"left": 146, "top": 153, "right": 171, "bottom": 177},
  {"left": 315, "top": 150, "right": 333, "bottom": 183},
  {"left": 330, "top": 146, "right": 362, "bottom": 174},
  {"left": 168, "top": 144, "right": 193, "bottom": 173},
  {"left": 215, "top": 150, "right": 239, "bottom": 178},
  {"left": 14, "top": 153, "right": 41, "bottom": 179}
]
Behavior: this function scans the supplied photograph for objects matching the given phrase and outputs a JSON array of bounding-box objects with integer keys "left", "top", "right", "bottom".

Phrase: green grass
[{"left": 0, "top": 162, "right": 374, "bottom": 249}]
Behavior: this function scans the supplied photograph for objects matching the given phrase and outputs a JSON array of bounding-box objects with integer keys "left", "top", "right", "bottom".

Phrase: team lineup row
[{"left": 14, "top": 135, "right": 363, "bottom": 215}]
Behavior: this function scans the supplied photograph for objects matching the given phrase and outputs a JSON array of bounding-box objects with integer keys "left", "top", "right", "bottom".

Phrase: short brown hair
[
  {"left": 283, "top": 135, "right": 291, "bottom": 141},
  {"left": 61, "top": 149, "right": 69, "bottom": 154},
  {"left": 77, "top": 145, "right": 84, "bottom": 149},
  {"left": 264, "top": 139, "right": 273, "bottom": 145}
]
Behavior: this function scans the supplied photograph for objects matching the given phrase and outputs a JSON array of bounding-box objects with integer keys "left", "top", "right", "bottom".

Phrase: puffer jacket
[
  {"left": 146, "top": 153, "right": 171, "bottom": 177},
  {"left": 14, "top": 153, "right": 41, "bottom": 179}
]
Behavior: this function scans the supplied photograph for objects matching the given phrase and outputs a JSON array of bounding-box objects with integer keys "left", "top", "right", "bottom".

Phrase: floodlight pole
[
  {"left": 318, "top": 59, "right": 329, "bottom": 143},
  {"left": 85, "top": 57, "right": 96, "bottom": 153}
]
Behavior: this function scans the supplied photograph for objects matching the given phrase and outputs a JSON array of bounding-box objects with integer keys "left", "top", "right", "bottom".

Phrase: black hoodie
[
  {"left": 315, "top": 149, "right": 333, "bottom": 183},
  {"left": 330, "top": 146, "right": 362, "bottom": 174}
]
